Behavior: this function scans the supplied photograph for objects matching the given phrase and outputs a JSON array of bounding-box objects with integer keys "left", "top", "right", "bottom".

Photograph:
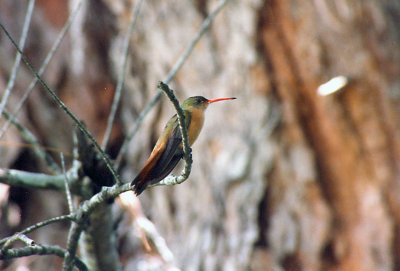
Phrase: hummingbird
[{"left": 131, "top": 96, "right": 236, "bottom": 195}]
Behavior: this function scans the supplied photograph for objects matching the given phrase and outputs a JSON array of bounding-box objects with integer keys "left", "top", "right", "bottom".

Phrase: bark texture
[{"left": 1, "top": 0, "right": 400, "bottom": 270}]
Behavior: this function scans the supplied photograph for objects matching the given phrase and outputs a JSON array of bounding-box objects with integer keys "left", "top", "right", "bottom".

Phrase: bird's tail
[
  {"left": 131, "top": 154, "right": 182, "bottom": 195},
  {"left": 131, "top": 150, "right": 161, "bottom": 195},
  {"left": 131, "top": 176, "right": 147, "bottom": 195},
  {"left": 131, "top": 161, "right": 153, "bottom": 195}
]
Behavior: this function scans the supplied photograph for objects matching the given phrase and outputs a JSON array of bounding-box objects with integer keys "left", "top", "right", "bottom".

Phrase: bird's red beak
[{"left": 207, "top": 97, "right": 236, "bottom": 104}]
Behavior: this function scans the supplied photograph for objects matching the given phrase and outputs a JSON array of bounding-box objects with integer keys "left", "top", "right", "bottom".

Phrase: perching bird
[{"left": 131, "top": 96, "right": 236, "bottom": 195}]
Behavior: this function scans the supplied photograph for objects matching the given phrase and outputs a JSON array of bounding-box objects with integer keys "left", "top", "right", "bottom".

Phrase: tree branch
[
  {"left": 0, "top": 214, "right": 74, "bottom": 247},
  {"left": 79, "top": 203, "right": 122, "bottom": 271},
  {"left": 0, "top": 244, "right": 88, "bottom": 271},
  {"left": 61, "top": 182, "right": 133, "bottom": 271},
  {"left": 0, "top": 166, "right": 92, "bottom": 198},
  {"left": 63, "top": 221, "right": 86, "bottom": 271},
  {"left": 61, "top": 153, "right": 75, "bottom": 213}
]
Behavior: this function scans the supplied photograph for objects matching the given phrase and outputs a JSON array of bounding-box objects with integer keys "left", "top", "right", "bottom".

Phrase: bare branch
[
  {"left": 0, "top": 244, "right": 88, "bottom": 271},
  {"left": 61, "top": 183, "right": 132, "bottom": 271},
  {"left": 1, "top": 234, "right": 35, "bottom": 251},
  {"left": 0, "top": 0, "right": 35, "bottom": 119},
  {"left": 20, "top": 214, "right": 74, "bottom": 235},
  {"left": 79, "top": 183, "right": 131, "bottom": 217},
  {"left": 0, "top": 166, "right": 92, "bottom": 198},
  {"left": 0, "top": 168, "right": 66, "bottom": 190},
  {"left": 0, "top": 215, "right": 74, "bottom": 249},
  {"left": 0, "top": 179, "right": 133, "bottom": 269},
  {"left": 79, "top": 203, "right": 122, "bottom": 271},
  {"left": 61, "top": 153, "right": 74, "bottom": 213},
  {"left": 16, "top": 234, "right": 35, "bottom": 246},
  {"left": 63, "top": 221, "right": 86, "bottom": 271}
]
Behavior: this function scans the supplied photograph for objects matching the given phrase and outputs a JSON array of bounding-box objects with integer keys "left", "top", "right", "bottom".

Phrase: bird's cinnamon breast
[{"left": 187, "top": 108, "right": 205, "bottom": 146}]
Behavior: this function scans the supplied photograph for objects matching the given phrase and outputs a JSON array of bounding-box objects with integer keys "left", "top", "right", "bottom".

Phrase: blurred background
[{"left": 1, "top": 0, "right": 400, "bottom": 270}]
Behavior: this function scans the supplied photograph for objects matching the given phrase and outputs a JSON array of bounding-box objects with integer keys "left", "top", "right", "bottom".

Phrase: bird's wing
[
  {"left": 146, "top": 111, "right": 191, "bottom": 179},
  {"left": 132, "top": 112, "right": 191, "bottom": 195},
  {"left": 133, "top": 154, "right": 182, "bottom": 195}
]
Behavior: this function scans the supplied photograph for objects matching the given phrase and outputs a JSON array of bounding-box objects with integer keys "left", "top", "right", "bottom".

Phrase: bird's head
[{"left": 182, "top": 96, "right": 236, "bottom": 111}]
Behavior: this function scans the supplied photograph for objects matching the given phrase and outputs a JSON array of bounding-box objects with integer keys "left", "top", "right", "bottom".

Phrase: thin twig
[
  {"left": 16, "top": 234, "right": 36, "bottom": 246},
  {"left": 61, "top": 153, "right": 74, "bottom": 213},
  {"left": 1, "top": 233, "right": 35, "bottom": 251},
  {"left": 0, "top": 245, "right": 88, "bottom": 271},
  {"left": 0, "top": 22, "right": 122, "bottom": 186},
  {"left": 0, "top": 0, "right": 35, "bottom": 119},
  {"left": 0, "top": 214, "right": 74, "bottom": 249},
  {"left": 115, "top": 0, "right": 230, "bottom": 167},
  {"left": 22, "top": 214, "right": 74, "bottom": 234},
  {"left": 0, "top": 0, "right": 83, "bottom": 140},
  {"left": 101, "top": 0, "right": 144, "bottom": 150}
]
